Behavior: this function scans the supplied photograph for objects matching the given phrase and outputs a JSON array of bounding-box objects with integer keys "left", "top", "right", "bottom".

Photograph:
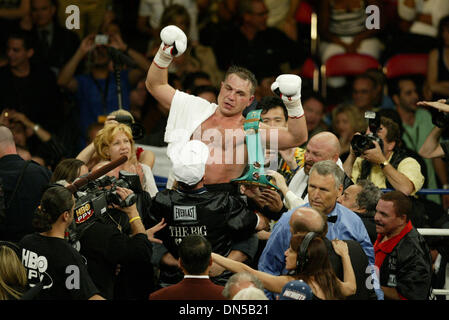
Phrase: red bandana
[
  {"left": 373, "top": 220, "right": 413, "bottom": 300},
  {"left": 373, "top": 220, "right": 413, "bottom": 270}
]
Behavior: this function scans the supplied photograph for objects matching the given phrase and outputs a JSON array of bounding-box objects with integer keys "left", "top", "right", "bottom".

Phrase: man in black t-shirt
[
  {"left": 18, "top": 185, "right": 102, "bottom": 300},
  {"left": 19, "top": 233, "right": 100, "bottom": 300}
]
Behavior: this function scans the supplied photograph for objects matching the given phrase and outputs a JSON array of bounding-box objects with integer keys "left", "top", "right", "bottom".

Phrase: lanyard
[{"left": 91, "top": 74, "right": 110, "bottom": 115}]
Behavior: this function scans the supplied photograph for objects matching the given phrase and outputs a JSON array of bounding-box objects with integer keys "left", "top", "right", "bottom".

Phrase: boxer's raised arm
[
  {"left": 267, "top": 75, "right": 308, "bottom": 149},
  {"left": 145, "top": 25, "right": 187, "bottom": 112}
]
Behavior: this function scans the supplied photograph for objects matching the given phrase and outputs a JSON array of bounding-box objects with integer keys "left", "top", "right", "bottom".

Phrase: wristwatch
[{"left": 379, "top": 160, "right": 389, "bottom": 169}]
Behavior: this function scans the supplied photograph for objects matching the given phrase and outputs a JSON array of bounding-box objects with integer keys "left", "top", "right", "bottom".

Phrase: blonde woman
[
  {"left": 92, "top": 122, "right": 158, "bottom": 197},
  {"left": 332, "top": 104, "right": 367, "bottom": 160},
  {"left": 0, "top": 243, "right": 27, "bottom": 300}
]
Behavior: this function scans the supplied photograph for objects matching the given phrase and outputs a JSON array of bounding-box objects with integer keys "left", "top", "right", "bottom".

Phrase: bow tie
[{"left": 327, "top": 215, "right": 338, "bottom": 223}]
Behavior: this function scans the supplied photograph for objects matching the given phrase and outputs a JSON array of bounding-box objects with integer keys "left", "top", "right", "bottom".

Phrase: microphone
[{"left": 66, "top": 155, "right": 128, "bottom": 194}]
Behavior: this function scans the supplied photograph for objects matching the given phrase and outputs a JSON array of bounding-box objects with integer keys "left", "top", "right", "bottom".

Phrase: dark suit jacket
[
  {"left": 32, "top": 23, "right": 80, "bottom": 73},
  {"left": 149, "top": 277, "right": 226, "bottom": 300},
  {"left": 325, "top": 238, "right": 377, "bottom": 300}
]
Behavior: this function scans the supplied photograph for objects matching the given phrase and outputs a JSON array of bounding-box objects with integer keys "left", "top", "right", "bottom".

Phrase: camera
[
  {"left": 114, "top": 114, "right": 145, "bottom": 140},
  {"left": 350, "top": 111, "right": 384, "bottom": 157},
  {"left": 95, "top": 34, "right": 109, "bottom": 46},
  {"left": 73, "top": 170, "right": 142, "bottom": 227}
]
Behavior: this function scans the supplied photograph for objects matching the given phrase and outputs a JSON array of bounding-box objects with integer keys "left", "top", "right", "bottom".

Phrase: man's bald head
[
  {"left": 304, "top": 131, "right": 341, "bottom": 175},
  {"left": 289, "top": 207, "right": 328, "bottom": 238},
  {"left": 0, "top": 125, "right": 17, "bottom": 157}
]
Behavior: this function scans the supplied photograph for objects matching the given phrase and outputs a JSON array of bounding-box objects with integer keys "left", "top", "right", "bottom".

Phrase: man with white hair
[
  {"left": 0, "top": 125, "right": 51, "bottom": 241},
  {"left": 145, "top": 140, "right": 269, "bottom": 288}
]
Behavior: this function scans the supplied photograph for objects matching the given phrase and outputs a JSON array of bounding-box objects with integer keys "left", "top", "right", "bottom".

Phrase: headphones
[{"left": 296, "top": 232, "right": 318, "bottom": 274}]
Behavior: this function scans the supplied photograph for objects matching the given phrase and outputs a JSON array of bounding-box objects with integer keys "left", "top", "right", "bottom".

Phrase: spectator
[
  {"left": 302, "top": 92, "right": 329, "bottom": 144},
  {"left": 57, "top": 30, "right": 151, "bottom": 147},
  {"left": 1, "top": 109, "right": 69, "bottom": 170},
  {"left": 279, "top": 279, "right": 313, "bottom": 300},
  {"left": 259, "top": 160, "right": 375, "bottom": 273},
  {"left": 149, "top": 235, "right": 226, "bottom": 300},
  {"left": 337, "top": 179, "right": 382, "bottom": 244},
  {"left": 91, "top": 122, "right": 158, "bottom": 197},
  {"left": 0, "top": 125, "right": 51, "bottom": 242},
  {"left": 290, "top": 206, "right": 379, "bottom": 300},
  {"left": 393, "top": 0, "right": 449, "bottom": 54},
  {"left": 264, "top": 0, "right": 301, "bottom": 41},
  {"left": 426, "top": 15, "right": 449, "bottom": 101},
  {"left": 182, "top": 71, "right": 213, "bottom": 94},
  {"left": 374, "top": 191, "right": 433, "bottom": 300},
  {"left": 332, "top": 104, "right": 367, "bottom": 161},
  {"left": 137, "top": 0, "right": 199, "bottom": 43},
  {"left": 192, "top": 85, "right": 218, "bottom": 104},
  {"left": 19, "top": 185, "right": 105, "bottom": 300},
  {"left": 50, "top": 158, "right": 88, "bottom": 183},
  {"left": 30, "top": 0, "right": 80, "bottom": 76},
  {"left": 343, "top": 116, "right": 425, "bottom": 196},
  {"left": 76, "top": 111, "right": 156, "bottom": 172},
  {"left": 427, "top": 235, "right": 449, "bottom": 300},
  {"left": 282, "top": 132, "right": 353, "bottom": 208},
  {"left": 145, "top": 140, "right": 269, "bottom": 287},
  {"left": 0, "top": 0, "right": 30, "bottom": 55},
  {"left": 351, "top": 74, "right": 380, "bottom": 115},
  {"left": 318, "top": 0, "right": 384, "bottom": 87},
  {"left": 232, "top": 286, "right": 268, "bottom": 300},
  {"left": 0, "top": 241, "right": 27, "bottom": 300},
  {"left": 212, "top": 233, "right": 356, "bottom": 300},
  {"left": 211, "top": 0, "right": 306, "bottom": 80},
  {"left": 222, "top": 271, "right": 264, "bottom": 299},
  {"left": 258, "top": 96, "right": 305, "bottom": 185},
  {"left": 391, "top": 76, "right": 443, "bottom": 205},
  {"left": 0, "top": 30, "right": 61, "bottom": 134},
  {"left": 365, "top": 68, "right": 395, "bottom": 110}
]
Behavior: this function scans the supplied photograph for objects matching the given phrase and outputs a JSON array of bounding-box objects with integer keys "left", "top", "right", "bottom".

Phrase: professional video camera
[
  {"left": 429, "top": 98, "right": 449, "bottom": 129},
  {"left": 350, "top": 111, "right": 384, "bottom": 157},
  {"left": 73, "top": 170, "right": 142, "bottom": 226},
  {"left": 114, "top": 114, "right": 145, "bottom": 140}
]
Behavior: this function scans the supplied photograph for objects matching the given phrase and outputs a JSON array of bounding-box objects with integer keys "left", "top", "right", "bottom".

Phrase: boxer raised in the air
[{"left": 145, "top": 25, "right": 308, "bottom": 187}]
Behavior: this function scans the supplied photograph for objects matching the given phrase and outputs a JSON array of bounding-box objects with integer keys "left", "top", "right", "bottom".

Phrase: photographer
[
  {"left": 57, "top": 30, "right": 151, "bottom": 147},
  {"left": 418, "top": 99, "right": 449, "bottom": 160},
  {"left": 52, "top": 160, "right": 163, "bottom": 300},
  {"left": 76, "top": 186, "right": 165, "bottom": 300},
  {"left": 343, "top": 116, "right": 424, "bottom": 196}
]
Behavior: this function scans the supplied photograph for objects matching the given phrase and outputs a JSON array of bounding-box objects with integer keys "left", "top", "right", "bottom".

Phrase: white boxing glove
[
  {"left": 271, "top": 74, "right": 304, "bottom": 118},
  {"left": 153, "top": 25, "right": 188, "bottom": 68}
]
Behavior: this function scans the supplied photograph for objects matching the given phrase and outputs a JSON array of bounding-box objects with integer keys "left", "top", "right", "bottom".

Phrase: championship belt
[{"left": 231, "top": 110, "right": 278, "bottom": 190}]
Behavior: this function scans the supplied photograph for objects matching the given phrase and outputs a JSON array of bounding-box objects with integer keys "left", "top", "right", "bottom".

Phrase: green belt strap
[{"left": 231, "top": 109, "right": 278, "bottom": 190}]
